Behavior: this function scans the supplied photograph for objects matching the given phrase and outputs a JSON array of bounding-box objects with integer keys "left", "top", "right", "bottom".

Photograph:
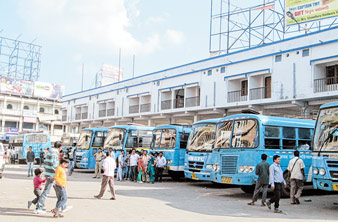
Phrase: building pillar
[
  {"left": 51, "top": 121, "right": 55, "bottom": 137},
  {"left": 169, "top": 117, "right": 176, "bottom": 125},
  {"left": 1, "top": 118, "right": 5, "bottom": 133},
  {"left": 19, "top": 118, "right": 23, "bottom": 132},
  {"left": 148, "top": 119, "right": 153, "bottom": 127},
  {"left": 193, "top": 115, "right": 200, "bottom": 123}
]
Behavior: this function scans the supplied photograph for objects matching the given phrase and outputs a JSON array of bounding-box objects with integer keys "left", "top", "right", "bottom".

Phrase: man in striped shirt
[{"left": 35, "top": 142, "right": 62, "bottom": 214}]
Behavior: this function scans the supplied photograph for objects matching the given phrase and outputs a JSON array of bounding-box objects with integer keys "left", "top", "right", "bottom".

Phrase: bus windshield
[
  {"left": 26, "top": 134, "right": 48, "bottom": 144},
  {"left": 92, "top": 131, "right": 107, "bottom": 147},
  {"left": 126, "top": 130, "right": 153, "bottom": 148},
  {"left": 232, "top": 119, "right": 259, "bottom": 148},
  {"left": 152, "top": 129, "right": 176, "bottom": 148},
  {"left": 104, "top": 128, "right": 126, "bottom": 150},
  {"left": 313, "top": 107, "right": 338, "bottom": 152},
  {"left": 77, "top": 130, "right": 93, "bottom": 150},
  {"left": 187, "top": 123, "right": 216, "bottom": 152}
]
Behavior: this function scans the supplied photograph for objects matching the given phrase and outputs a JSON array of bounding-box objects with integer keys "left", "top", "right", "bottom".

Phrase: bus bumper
[
  {"left": 77, "top": 162, "right": 89, "bottom": 169},
  {"left": 313, "top": 178, "right": 338, "bottom": 191},
  {"left": 184, "top": 170, "right": 211, "bottom": 181},
  {"left": 167, "top": 165, "right": 184, "bottom": 172},
  {"left": 211, "top": 172, "right": 255, "bottom": 185}
]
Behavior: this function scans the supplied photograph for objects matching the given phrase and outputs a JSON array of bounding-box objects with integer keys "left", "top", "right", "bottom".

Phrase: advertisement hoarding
[
  {"left": 33, "top": 82, "right": 64, "bottom": 100},
  {"left": 286, "top": 0, "right": 338, "bottom": 25},
  {"left": 0, "top": 76, "right": 33, "bottom": 96}
]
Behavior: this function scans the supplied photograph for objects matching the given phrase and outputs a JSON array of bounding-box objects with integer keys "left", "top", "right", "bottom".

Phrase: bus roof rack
[{"left": 127, "top": 123, "right": 146, "bottom": 127}]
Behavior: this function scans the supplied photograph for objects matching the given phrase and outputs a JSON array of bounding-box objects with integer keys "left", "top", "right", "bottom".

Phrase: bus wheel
[
  {"left": 169, "top": 171, "right": 183, "bottom": 181},
  {"left": 281, "top": 172, "right": 290, "bottom": 198},
  {"left": 240, "top": 185, "right": 255, "bottom": 194}
]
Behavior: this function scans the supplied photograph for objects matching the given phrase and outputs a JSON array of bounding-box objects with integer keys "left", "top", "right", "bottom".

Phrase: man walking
[
  {"left": 94, "top": 152, "right": 116, "bottom": 200},
  {"left": 248, "top": 154, "right": 270, "bottom": 206},
  {"left": 142, "top": 150, "right": 150, "bottom": 183},
  {"left": 129, "top": 149, "right": 139, "bottom": 181},
  {"left": 35, "top": 142, "right": 64, "bottom": 214},
  {"left": 155, "top": 152, "right": 166, "bottom": 182},
  {"left": 266, "top": 155, "right": 286, "bottom": 213},
  {"left": 27, "top": 147, "right": 35, "bottom": 177},
  {"left": 66, "top": 148, "right": 75, "bottom": 176},
  {"left": 93, "top": 148, "right": 103, "bottom": 178},
  {"left": 117, "top": 150, "right": 125, "bottom": 181},
  {"left": 288, "top": 150, "right": 305, "bottom": 204}
]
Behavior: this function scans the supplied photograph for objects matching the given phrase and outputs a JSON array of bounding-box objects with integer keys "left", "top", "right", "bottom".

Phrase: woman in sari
[{"left": 148, "top": 153, "right": 156, "bottom": 184}]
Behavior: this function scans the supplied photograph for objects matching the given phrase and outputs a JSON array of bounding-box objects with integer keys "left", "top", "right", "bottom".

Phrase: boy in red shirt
[{"left": 28, "top": 168, "right": 46, "bottom": 209}]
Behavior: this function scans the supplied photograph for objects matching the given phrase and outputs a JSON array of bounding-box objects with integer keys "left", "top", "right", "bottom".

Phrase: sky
[{"left": 0, "top": 0, "right": 211, "bottom": 94}]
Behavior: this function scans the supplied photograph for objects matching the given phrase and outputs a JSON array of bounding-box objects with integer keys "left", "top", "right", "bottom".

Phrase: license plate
[
  {"left": 332, "top": 184, "right": 338, "bottom": 191},
  {"left": 222, "top": 177, "right": 232, "bottom": 184},
  {"left": 192, "top": 173, "right": 198, "bottom": 180}
]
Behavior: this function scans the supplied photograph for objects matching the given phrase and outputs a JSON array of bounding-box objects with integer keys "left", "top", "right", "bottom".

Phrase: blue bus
[
  {"left": 210, "top": 114, "right": 315, "bottom": 194},
  {"left": 103, "top": 125, "right": 154, "bottom": 159},
  {"left": 9, "top": 133, "right": 51, "bottom": 164},
  {"left": 312, "top": 102, "right": 338, "bottom": 191},
  {"left": 75, "top": 128, "right": 108, "bottom": 169},
  {"left": 184, "top": 119, "right": 220, "bottom": 181},
  {"left": 61, "top": 133, "right": 79, "bottom": 154},
  {"left": 151, "top": 125, "right": 191, "bottom": 179}
]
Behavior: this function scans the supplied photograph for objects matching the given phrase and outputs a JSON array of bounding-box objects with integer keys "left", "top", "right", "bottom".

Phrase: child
[
  {"left": 28, "top": 168, "right": 46, "bottom": 209},
  {"left": 52, "top": 159, "right": 69, "bottom": 218}
]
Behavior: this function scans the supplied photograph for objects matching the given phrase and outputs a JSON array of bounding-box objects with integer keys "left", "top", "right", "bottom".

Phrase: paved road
[{"left": 1, "top": 164, "right": 338, "bottom": 222}]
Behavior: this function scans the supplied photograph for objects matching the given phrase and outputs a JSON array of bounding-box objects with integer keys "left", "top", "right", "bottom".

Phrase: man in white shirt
[
  {"left": 94, "top": 152, "right": 116, "bottom": 200},
  {"left": 129, "top": 149, "right": 139, "bottom": 181},
  {"left": 155, "top": 152, "right": 166, "bottom": 182},
  {"left": 287, "top": 150, "right": 305, "bottom": 205}
]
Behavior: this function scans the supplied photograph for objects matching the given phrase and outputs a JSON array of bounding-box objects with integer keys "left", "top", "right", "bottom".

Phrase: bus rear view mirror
[{"left": 119, "top": 134, "right": 122, "bottom": 140}]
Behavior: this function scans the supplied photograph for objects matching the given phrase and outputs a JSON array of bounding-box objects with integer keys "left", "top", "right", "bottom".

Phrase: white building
[{"left": 62, "top": 27, "right": 338, "bottom": 132}]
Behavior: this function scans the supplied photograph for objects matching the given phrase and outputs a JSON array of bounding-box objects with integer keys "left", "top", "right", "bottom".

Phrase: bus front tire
[
  {"left": 240, "top": 185, "right": 255, "bottom": 194},
  {"left": 169, "top": 171, "right": 184, "bottom": 181}
]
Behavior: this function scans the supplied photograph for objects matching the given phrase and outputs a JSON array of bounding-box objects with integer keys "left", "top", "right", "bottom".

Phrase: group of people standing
[
  {"left": 248, "top": 151, "right": 306, "bottom": 213},
  {"left": 92, "top": 148, "right": 167, "bottom": 184}
]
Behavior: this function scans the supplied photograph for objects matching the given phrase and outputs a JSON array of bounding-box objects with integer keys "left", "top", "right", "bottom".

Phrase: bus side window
[
  {"left": 264, "top": 126, "right": 280, "bottom": 149},
  {"left": 298, "top": 128, "right": 312, "bottom": 150},
  {"left": 282, "top": 127, "right": 296, "bottom": 149},
  {"left": 180, "top": 133, "right": 189, "bottom": 149}
]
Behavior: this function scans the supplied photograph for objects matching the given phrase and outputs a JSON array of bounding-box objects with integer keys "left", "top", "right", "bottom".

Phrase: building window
[
  {"left": 302, "top": 49, "right": 309, "bottom": 57},
  {"left": 208, "top": 70, "right": 212, "bottom": 76},
  {"left": 126, "top": 88, "right": 128, "bottom": 93},
  {"left": 23, "top": 122, "right": 34, "bottom": 129},
  {"left": 275, "top": 55, "right": 282, "bottom": 62},
  {"left": 241, "top": 80, "right": 248, "bottom": 96},
  {"left": 39, "top": 107, "right": 45, "bottom": 113},
  {"left": 24, "top": 105, "right": 29, "bottom": 110},
  {"left": 221, "top": 67, "right": 226, "bottom": 73},
  {"left": 7, "top": 104, "right": 13, "bottom": 109},
  {"left": 5, "top": 121, "right": 17, "bottom": 128},
  {"left": 326, "top": 65, "right": 338, "bottom": 85},
  {"left": 54, "top": 109, "right": 59, "bottom": 115}
]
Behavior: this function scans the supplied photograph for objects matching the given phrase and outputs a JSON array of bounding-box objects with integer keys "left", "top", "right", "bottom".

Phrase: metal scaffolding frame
[
  {"left": 209, "top": 0, "right": 338, "bottom": 55},
  {"left": 0, "top": 36, "right": 41, "bottom": 81}
]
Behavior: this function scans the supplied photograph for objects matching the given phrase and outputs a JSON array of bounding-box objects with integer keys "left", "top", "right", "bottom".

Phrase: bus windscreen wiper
[{"left": 318, "top": 128, "right": 338, "bottom": 156}]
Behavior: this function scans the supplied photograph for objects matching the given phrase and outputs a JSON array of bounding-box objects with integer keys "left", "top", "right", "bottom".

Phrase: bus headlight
[
  {"left": 319, "top": 168, "right": 326, "bottom": 176},
  {"left": 239, "top": 166, "right": 255, "bottom": 173},
  {"left": 184, "top": 162, "right": 187, "bottom": 167},
  {"left": 206, "top": 165, "right": 212, "bottom": 170},
  {"left": 82, "top": 158, "right": 88, "bottom": 162},
  {"left": 167, "top": 160, "right": 173, "bottom": 165},
  {"left": 212, "top": 164, "right": 220, "bottom": 171},
  {"left": 313, "top": 168, "right": 319, "bottom": 175}
]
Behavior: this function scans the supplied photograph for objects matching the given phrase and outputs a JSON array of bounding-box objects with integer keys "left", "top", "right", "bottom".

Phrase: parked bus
[
  {"left": 312, "top": 102, "right": 338, "bottom": 191},
  {"left": 61, "top": 133, "right": 79, "bottom": 153},
  {"left": 210, "top": 114, "right": 315, "bottom": 195},
  {"left": 75, "top": 128, "right": 108, "bottom": 169},
  {"left": 104, "top": 125, "right": 154, "bottom": 159},
  {"left": 9, "top": 133, "right": 51, "bottom": 164},
  {"left": 151, "top": 125, "right": 191, "bottom": 179},
  {"left": 184, "top": 119, "right": 220, "bottom": 181}
]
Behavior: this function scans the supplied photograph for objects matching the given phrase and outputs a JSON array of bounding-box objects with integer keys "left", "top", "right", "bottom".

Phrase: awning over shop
[{"left": 24, "top": 116, "right": 37, "bottom": 123}]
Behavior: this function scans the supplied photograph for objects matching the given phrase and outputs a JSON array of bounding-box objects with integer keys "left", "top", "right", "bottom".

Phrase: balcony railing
[
  {"left": 107, "top": 108, "right": 115, "bottom": 116},
  {"left": 82, "top": 112, "right": 88, "bottom": 119},
  {"left": 129, "top": 105, "right": 140, "bottom": 114},
  {"left": 99, "top": 110, "right": 106, "bottom": 117},
  {"left": 250, "top": 87, "right": 271, "bottom": 100},
  {"left": 140, "top": 103, "right": 151, "bottom": 112},
  {"left": 185, "top": 96, "right": 200, "bottom": 107},
  {"left": 62, "top": 115, "right": 67, "bottom": 121},
  {"left": 174, "top": 98, "right": 185, "bottom": 109},
  {"left": 228, "top": 90, "right": 247, "bottom": 103},
  {"left": 75, "top": 113, "right": 81, "bottom": 120},
  {"left": 314, "top": 77, "right": 338, "bottom": 93},
  {"left": 161, "top": 100, "right": 172, "bottom": 110}
]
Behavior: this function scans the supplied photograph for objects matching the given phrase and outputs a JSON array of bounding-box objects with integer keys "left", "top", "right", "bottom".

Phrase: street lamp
[{"left": 286, "top": 11, "right": 308, "bottom": 33}]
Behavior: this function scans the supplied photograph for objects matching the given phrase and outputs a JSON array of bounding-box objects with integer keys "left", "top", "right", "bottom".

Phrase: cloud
[
  {"left": 165, "top": 29, "right": 185, "bottom": 45},
  {"left": 16, "top": 0, "right": 160, "bottom": 55},
  {"left": 146, "top": 16, "right": 166, "bottom": 25}
]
